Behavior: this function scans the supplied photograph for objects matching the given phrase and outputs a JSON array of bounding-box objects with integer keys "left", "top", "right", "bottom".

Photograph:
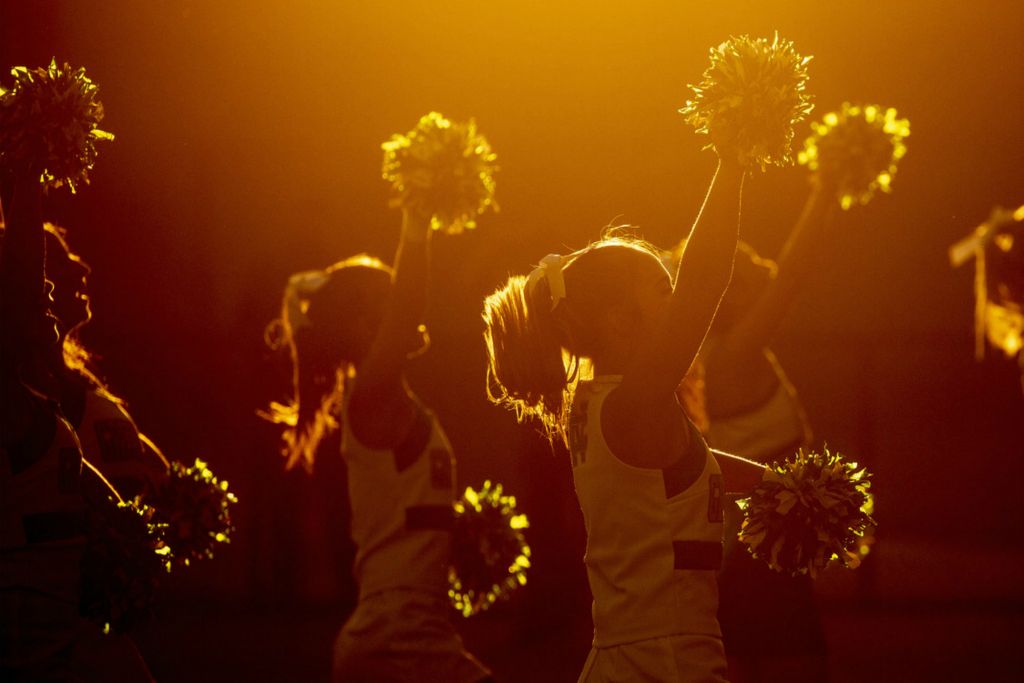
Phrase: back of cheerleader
[
  {"left": 333, "top": 394, "right": 490, "bottom": 683},
  {"left": 570, "top": 375, "right": 728, "bottom": 683}
]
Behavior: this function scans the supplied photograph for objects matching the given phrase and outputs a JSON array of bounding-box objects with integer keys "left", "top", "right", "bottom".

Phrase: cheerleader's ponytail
[
  {"left": 261, "top": 268, "right": 334, "bottom": 470},
  {"left": 483, "top": 254, "right": 576, "bottom": 443}
]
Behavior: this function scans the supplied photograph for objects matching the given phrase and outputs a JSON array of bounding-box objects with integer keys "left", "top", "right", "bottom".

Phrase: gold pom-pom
[
  {"left": 382, "top": 111, "right": 498, "bottom": 234},
  {"left": 448, "top": 480, "right": 530, "bottom": 617},
  {"left": 798, "top": 103, "right": 910, "bottom": 210},
  {"left": 80, "top": 497, "right": 172, "bottom": 633},
  {"left": 737, "top": 447, "right": 874, "bottom": 578},
  {"left": 0, "top": 58, "right": 114, "bottom": 193},
  {"left": 680, "top": 33, "right": 813, "bottom": 170},
  {"left": 147, "top": 458, "right": 238, "bottom": 567}
]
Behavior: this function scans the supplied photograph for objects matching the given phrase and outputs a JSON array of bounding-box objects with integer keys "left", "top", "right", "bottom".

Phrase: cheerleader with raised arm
[
  {"left": 0, "top": 169, "right": 95, "bottom": 681},
  {"left": 483, "top": 149, "right": 744, "bottom": 680},
  {"left": 265, "top": 208, "right": 491, "bottom": 683},
  {"left": 481, "top": 34, "right": 817, "bottom": 681}
]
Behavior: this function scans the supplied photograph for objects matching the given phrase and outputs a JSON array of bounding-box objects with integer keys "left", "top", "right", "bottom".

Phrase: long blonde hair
[
  {"left": 483, "top": 232, "right": 664, "bottom": 442},
  {"left": 261, "top": 255, "right": 392, "bottom": 471}
]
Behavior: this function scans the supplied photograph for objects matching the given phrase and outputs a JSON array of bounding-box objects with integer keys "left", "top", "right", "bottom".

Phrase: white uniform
[
  {"left": 570, "top": 376, "right": 727, "bottom": 683},
  {"left": 333, "top": 402, "right": 490, "bottom": 683}
]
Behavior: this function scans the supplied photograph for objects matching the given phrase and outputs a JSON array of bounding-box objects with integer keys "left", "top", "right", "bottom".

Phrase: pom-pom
[
  {"left": 737, "top": 447, "right": 874, "bottom": 577},
  {"left": 80, "top": 497, "right": 171, "bottom": 634},
  {"left": 449, "top": 480, "right": 530, "bottom": 617},
  {"left": 0, "top": 58, "right": 114, "bottom": 193},
  {"left": 147, "top": 458, "right": 238, "bottom": 567},
  {"left": 382, "top": 111, "right": 497, "bottom": 234},
  {"left": 680, "top": 33, "right": 813, "bottom": 170},
  {"left": 798, "top": 103, "right": 910, "bottom": 210}
]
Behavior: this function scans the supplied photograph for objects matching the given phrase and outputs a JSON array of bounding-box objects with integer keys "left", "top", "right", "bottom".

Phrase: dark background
[{"left": 3, "top": 1, "right": 1022, "bottom": 680}]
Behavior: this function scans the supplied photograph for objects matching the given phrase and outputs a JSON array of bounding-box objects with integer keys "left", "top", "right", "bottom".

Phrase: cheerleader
[
  {"left": 0, "top": 171, "right": 89, "bottom": 681},
  {"left": 265, "top": 207, "right": 491, "bottom": 683},
  {"left": 41, "top": 221, "right": 162, "bottom": 681},
  {"left": 42, "top": 222, "right": 169, "bottom": 501},
  {"left": 482, "top": 143, "right": 743, "bottom": 681}
]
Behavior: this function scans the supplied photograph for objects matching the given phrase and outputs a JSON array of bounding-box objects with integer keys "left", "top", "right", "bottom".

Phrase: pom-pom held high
[
  {"left": 382, "top": 111, "right": 498, "bottom": 234},
  {"left": 0, "top": 58, "right": 114, "bottom": 192},
  {"left": 680, "top": 33, "right": 813, "bottom": 170},
  {"left": 799, "top": 102, "right": 910, "bottom": 210}
]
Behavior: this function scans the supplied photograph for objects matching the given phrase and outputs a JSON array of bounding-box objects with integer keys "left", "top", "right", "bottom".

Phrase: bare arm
[
  {"left": 600, "top": 158, "right": 743, "bottom": 469},
  {"left": 712, "top": 449, "right": 768, "bottom": 496},
  {"left": 621, "top": 158, "right": 744, "bottom": 400},
  {"left": 348, "top": 208, "right": 431, "bottom": 448},
  {"left": 0, "top": 172, "right": 53, "bottom": 445},
  {"left": 712, "top": 184, "right": 836, "bottom": 367},
  {"left": 0, "top": 173, "right": 47, "bottom": 364}
]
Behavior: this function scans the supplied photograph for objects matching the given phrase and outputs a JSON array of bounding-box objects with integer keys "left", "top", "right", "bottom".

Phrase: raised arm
[
  {"left": 711, "top": 183, "right": 836, "bottom": 367},
  {"left": 348, "top": 208, "right": 432, "bottom": 447},
  {"left": 0, "top": 171, "right": 55, "bottom": 445},
  {"left": 622, "top": 157, "right": 744, "bottom": 400},
  {"left": 0, "top": 172, "right": 49, "bottom": 382}
]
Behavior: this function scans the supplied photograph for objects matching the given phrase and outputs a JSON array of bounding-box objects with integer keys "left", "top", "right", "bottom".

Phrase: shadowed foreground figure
[
  {"left": 42, "top": 222, "right": 169, "bottom": 503},
  {"left": 264, "top": 207, "right": 491, "bottom": 683},
  {"left": 41, "top": 221, "right": 166, "bottom": 681},
  {"left": 0, "top": 168, "right": 137, "bottom": 681},
  {"left": 0, "top": 168, "right": 86, "bottom": 682}
]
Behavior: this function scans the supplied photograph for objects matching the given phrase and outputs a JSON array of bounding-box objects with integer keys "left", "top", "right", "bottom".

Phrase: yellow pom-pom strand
[
  {"left": 680, "top": 33, "right": 813, "bottom": 171},
  {"left": 798, "top": 103, "right": 910, "bottom": 210},
  {"left": 382, "top": 111, "right": 498, "bottom": 234},
  {"left": 449, "top": 480, "right": 531, "bottom": 617}
]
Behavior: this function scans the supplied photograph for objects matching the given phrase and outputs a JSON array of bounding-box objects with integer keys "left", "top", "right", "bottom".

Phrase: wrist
[
  {"left": 401, "top": 209, "right": 431, "bottom": 243},
  {"left": 715, "top": 158, "right": 744, "bottom": 184}
]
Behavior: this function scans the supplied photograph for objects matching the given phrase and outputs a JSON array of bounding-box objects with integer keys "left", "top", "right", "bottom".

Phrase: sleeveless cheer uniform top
[
  {"left": 569, "top": 376, "right": 725, "bottom": 647},
  {"left": 342, "top": 400, "right": 456, "bottom": 599},
  {"left": 61, "top": 383, "right": 168, "bottom": 499}
]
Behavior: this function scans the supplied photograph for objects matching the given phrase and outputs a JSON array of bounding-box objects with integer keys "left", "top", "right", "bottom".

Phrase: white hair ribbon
[
  {"left": 527, "top": 253, "right": 567, "bottom": 311},
  {"left": 285, "top": 269, "right": 330, "bottom": 331}
]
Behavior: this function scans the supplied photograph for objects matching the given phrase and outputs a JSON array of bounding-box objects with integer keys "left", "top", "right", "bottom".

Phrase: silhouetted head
[
  {"left": 43, "top": 222, "right": 92, "bottom": 335},
  {"left": 482, "top": 232, "right": 670, "bottom": 438},
  {"left": 265, "top": 254, "right": 428, "bottom": 470}
]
